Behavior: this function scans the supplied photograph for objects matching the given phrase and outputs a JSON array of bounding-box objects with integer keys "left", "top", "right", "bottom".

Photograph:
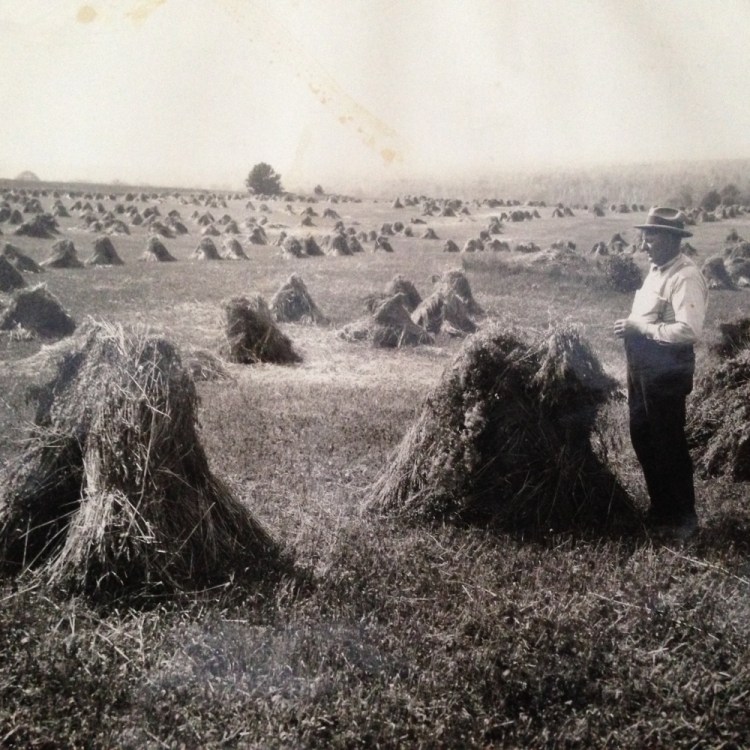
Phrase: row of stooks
[{"left": 0, "top": 286, "right": 748, "bottom": 601}]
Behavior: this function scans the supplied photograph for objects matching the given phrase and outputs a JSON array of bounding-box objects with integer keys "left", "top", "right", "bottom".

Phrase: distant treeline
[
  {"left": 5, "top": 158, "right": 750, "bottom": 208},
  {"left": 379, "top": 159, "right": 750, "bottom": 208}
]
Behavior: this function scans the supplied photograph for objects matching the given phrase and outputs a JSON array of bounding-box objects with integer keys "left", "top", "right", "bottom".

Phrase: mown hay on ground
[
  {"left": 0, "top": 322, "right": 282, "bottom": 597},
  {"left": 0, "top": 284, "right": 75, "bottom": 339},
  {"left": 688, "top": 324, "right": 750, "bottom": 480},
  {"left": 270, "top": 274, "right": 329, "bottom": 325},
  {"left": 222, "top": 295, "right": 302, "bottom": 364},
  {"left": 339, "top": 294, "right": 433, "bottom": 348},
  {"left": 368, "top": 324, "right": 634, "bottom": 531}
]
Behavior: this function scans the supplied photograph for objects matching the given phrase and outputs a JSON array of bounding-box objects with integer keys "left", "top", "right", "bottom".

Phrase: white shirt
[{"left": 628, "top": 253, "right": 708, "bottom": 344}]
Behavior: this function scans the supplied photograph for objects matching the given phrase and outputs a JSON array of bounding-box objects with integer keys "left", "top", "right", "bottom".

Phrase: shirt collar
[{"left": 651, "top": 252, "right": 683, "bottom": 272}]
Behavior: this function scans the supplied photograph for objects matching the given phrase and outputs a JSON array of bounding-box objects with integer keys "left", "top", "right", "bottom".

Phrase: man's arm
[{"left": 648, "top": 272, "right": 707, "bottom": 344}]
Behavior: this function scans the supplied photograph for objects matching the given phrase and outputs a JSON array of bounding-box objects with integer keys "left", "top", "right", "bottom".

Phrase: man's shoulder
[
  {"left": 672, "top": 253, "right": 708, "bottom": 293},
  {"left": 673, "top": 253, "right": 702, "bottom": 276}
]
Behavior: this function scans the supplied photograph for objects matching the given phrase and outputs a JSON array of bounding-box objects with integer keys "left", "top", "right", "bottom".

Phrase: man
[{"left": 613, "top": 207, "right": 708, "bottom": 540}]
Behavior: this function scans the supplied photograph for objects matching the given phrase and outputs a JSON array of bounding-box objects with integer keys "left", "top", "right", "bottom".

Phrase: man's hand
[{"left": 614, "top": 318, "right": 648, "bottom": 339}]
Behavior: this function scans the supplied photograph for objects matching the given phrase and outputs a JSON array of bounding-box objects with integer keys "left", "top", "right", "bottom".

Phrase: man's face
[{"left": 640, "top": 229, "right": 679, "bottom": 266}]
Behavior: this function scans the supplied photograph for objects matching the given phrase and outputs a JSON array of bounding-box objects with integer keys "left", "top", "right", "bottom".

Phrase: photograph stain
[
  {"left": 76, "top": 5, "right": 98, "bottom": 23},
  {"left": 216, "top": 0, "right": 404, "bottom": 168},
  {"left": 126, "top": 0, "right": 167, "bottom": 24}
]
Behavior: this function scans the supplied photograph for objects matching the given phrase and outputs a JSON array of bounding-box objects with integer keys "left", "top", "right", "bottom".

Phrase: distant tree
[
  {"left": 245, "top": 163, "right": 283, "bottom": 196},
  {"left": 313, "top": 184, "right": 325, "bottom": 196},
  {"left": 700, "top": 189, "right": 722, "bottom": 212},
  {"left": 720, "top": 183, "right": 741, "bottom": 206},
  {"left": 676, "top": 185, "right": 693, "bottom": 208}
]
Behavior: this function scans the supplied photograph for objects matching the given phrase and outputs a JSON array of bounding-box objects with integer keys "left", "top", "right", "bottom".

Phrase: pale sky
[{"left": 1, "top": 0, "right": 749, "bottom": 192}]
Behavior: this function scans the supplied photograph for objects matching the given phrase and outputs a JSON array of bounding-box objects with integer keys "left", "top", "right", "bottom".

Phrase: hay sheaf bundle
[
  {"left": 599, "top": 254, "right": 642, "bottom": 293},
  {"left": 0, "top": 284, "right": 75, "bottom": 338},
  {"left": 346, "top": 235, "right": 364, "bottom": 253},
  {"left": 365, "top": 275, "right": 422, "bottom": 314},
  {"left": 701, "top": 256, "right": 734, "bottom": 290},
  {"left": 374, "top": 236, "right": 394, "bottom": 253},
  {"left": 327, "top": 233, "right": 352, "bottom": 256},
  {"left": 41, "top": 239, "right": 83, "bottom": 269},
  {"left": 3, "top": 242, "right": 44, "bottom": 273},
  {"left": 711, "top": 318, "right": 750, "bottom": 358},
  {"left": 725, "top": 257, "right": 750, "bottom": 287},
  {"left": 0, "top": 255, "right": 27, "bottom": 292},
  {"left": 281, "top": 236, "right": 304, "bottom": 258},
  {"left": 180, "top": 346, "right": 233, "bottom": 382},
  {"left": 270, "top": 274, "right": 329, "bottom": 325},
  {"left": 688, "top": 343, "right": 750, "bottom": 481},
  {"left": 222, "top": 237, "right": 249, "bottom": 260},
  {"left": 141, "top": 236, "right": 177, "bottom": 262},
  {"left": 340, "top": 294, "right": 433, "bottom": 348},
  {"left": 411, "top": 291, "right": 477, "bottom": 337},
  {"left": 248, "top": 226, "right": 267, "bottom": 245},
  {"left": 532, "top": 246, "right": 587, "bottom": 270},
  {"left": 436, "top": 269, "right": 483, "bottom": 316},
  {"left": 193, "top": 237, "right": 221, "bottom": 260},
  {"left": 302, "top": 235, "right": 324, "bottom": 256},
  {"left": 222, "top": 295, "right": 302, "bottom": 364},
  {"left": 0, "top": 322, "right": 281, "bottom": 596},
  {"left": 14, "top": 214, "right": 59, "bottom": 239},
  {"left": 86, "top": 236, "right": 124, "bottom": 266},
  {"left": 368, "top": 324, "right": 632, "bottom": 530}
]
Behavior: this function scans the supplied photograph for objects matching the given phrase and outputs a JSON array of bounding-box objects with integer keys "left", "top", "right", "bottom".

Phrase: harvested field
[{"left": 0, "top": 184, "right": 749, "bottom": 748}]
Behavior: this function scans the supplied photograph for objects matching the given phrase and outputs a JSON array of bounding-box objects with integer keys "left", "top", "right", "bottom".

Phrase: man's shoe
[{"left": 649, "top": 515, "right": 699, "bottom": 542}]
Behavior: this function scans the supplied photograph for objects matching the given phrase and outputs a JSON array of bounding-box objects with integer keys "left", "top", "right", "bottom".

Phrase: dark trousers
[{"left": 625, "top": 337, "right": 697, "bottom": 523}]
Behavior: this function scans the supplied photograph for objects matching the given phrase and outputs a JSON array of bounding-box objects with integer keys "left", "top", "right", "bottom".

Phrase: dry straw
[
  {"left": 369, "top": 323, "right": 634, "bottom": 531},
  {"left": 0, "top": 255, "right": 26, "bottom": 293},
  {"left": 0, "top": 321, "right": 282, "bottom": 597},
  {"left": 0, "top": 284, "right": 76, "bottom": 339},
  {"left": 436, "top": 269, "right": 483, "bottom": 316},
  {"left": 688, "top": 318, "right": 750, "bottom": 481},
  {"left": 340, "top": 293, "right": 433, "bottom": 348},
  {"left": 365, "top": 275, "right": 422, "bottom": 314},
  {"left": 2, "top": 243, "right": 43, "bottom": 274},
  {"left": 140, "top": 236, "right": 177, "bottom": 262},
  {"left": 86, "top": 236, "right": 124, "bottom": 266},
  {"left": 270, "top": 274, "right": 329, "bottom": 325},
  {"left": 701, "top": 256, "right": 734, "bottom": 290},
  {"left": 41, "top": 239, "right": 83, "bottom": 269},
  {"left": 222, "top": 295, "right": 302, "bottom": 364},
  {"left": 411, "top": 291, "right": 477, "bottom": 337}
]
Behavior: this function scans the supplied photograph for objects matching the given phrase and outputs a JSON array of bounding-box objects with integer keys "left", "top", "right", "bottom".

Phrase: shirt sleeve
[{"left": 644, "top": 271, "right": 707, "bottom": 344}]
